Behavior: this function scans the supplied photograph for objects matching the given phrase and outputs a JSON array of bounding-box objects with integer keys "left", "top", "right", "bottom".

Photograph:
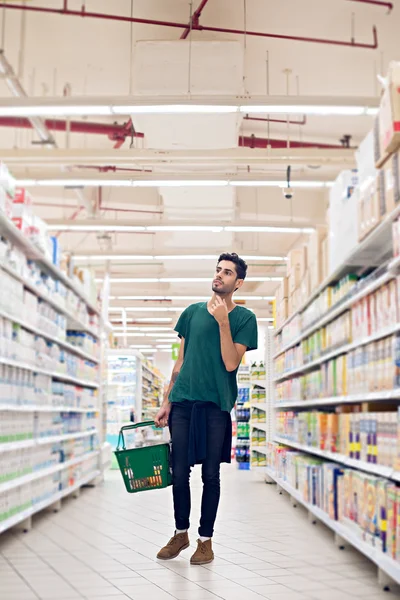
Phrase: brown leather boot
[
  {"left": 190, "top": 539, "right": 214, "bottom": 565},
  {"left": 157, "top": 531, "right": 190, "bottom": 560}
]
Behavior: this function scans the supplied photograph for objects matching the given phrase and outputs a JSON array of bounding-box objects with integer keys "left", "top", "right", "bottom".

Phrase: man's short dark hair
[{"left": 218, "top": 252, "right": 248, "bottom": 280}]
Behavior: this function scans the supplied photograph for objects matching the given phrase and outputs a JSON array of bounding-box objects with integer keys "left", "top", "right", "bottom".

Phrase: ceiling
[{"left": 0, "top": 0, "right": 397, "bottom": 351}]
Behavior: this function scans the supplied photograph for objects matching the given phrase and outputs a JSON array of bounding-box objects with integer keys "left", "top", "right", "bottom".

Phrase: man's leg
[
  {"left": 157, "top": 402, "right": 191, "bottom": 560},
  {"left": 190, "top": 404, "right": 227, "bottom": 565},
  {"left": 199, "top": 405, "right": 227, "bottom": 537},
  {"left": 171, "top": 402, "right": 192, "bottom": 531}
]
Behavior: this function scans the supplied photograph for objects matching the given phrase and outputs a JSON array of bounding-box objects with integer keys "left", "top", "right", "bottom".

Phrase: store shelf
[
  {"left": 0, "top": 213, "right": 99, "bottom": 316},
  {"left": 275, "top": 201, "right": 400, "bottom": 339},
  {"left": 0, "top": 307, "right": 99, "bottom": 364},
  {"left": 265, "top": 467, "right": 400, "bottom": 585},
  {"left": 0, "top": 405, "right": 97, "bottom": 413},
  {"left": 0, "top": 356, "right": 99, "bottom": 388},
  {"left": 275, "top": 389, "right": 400, "bottom": 409},
  {"left": 273, "top": 436, "right": 400, "bottom": 482},
  {"left": 388, "top": 254, "right": 400, "bottom": 275},
  {"left": 274, "top": 322, "right": 400, "bottom": 383},
  {"left": 250, "top": 402, "right": 268, "bottom": 410},
  {"left": 274, "top": 270, "right": 393, "bottom": 359},
  {"left": 0, "top": 430, "right": 97, "bottom": 454},
  {"left": 252, "top": 446, "right": 267, "bottom": 454},
  {"left": 0, "top": 469, "right": 100, "bottom": 535},
  {"left": 0, "top": 260, "right": 100, "bottom": 340},
  {"left": 250, "top": 422, "right": 267, "bottom": 431},
  {"left": 0, "top": 450, "right": 99, "bottom": 495}
]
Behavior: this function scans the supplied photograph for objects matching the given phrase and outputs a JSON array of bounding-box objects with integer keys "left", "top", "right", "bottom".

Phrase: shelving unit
[
  {"left": 141, "top": 361, "right": 165, "bottom": 421},
  {"left": 270, "top": 162, "right": 400, "bottom": 586},
  {"left": 234, "top": 365, "right": 251, "bottom": 469},
  {"left": 0, "top": 201, "right": 103, "bottom": 536},
  {"left": 265, "top": 467, "right": 400, "bottom": 585}
]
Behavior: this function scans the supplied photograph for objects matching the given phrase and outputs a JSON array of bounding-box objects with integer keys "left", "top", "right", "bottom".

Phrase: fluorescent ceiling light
[
  {"left": 74, "top": 255, "right": 154, "bottom": 261},
  {"left": 225, "top": 226, "right": 314, "bottom": 234},
  {"left": 135, "top": 318, "right": 173, "bottom": 323},
  {"left": 156, "top": 345, "right": 173, "bottom": 349},
  {"left": 148, "top": 226, "right": 224, "bottom": 232},
  {"left": 49, "top": 224, "right": 314, "bottom": 234},
  {"left": 103, "top": 277, "right": 280, "bottom": 285},
  {"left": 55, "top": 225, "right": 146, "bottom": 232},
  {"left": 156, "top": 338, "right": 178, "bottom": 342},
  {"left": 110, "top": 295, "right": 275, "bottom": 301},
  {"left": 114, "top": 104, "right": 238, "bottom": 114},
  {"left": 0, "top": 105, "right": 114, "bottom": 117},
  {"left": 20, "top": 179, "right": 331, "bottom": 190},
  {"left": 147, "top": 333, "right": 178, "bottom": 338},
  {"left": 109, "top": 306, "right": 186, "bottom": 312},
  {"left": 257, "top": 318, "right": 275, "bottom": 322},
  {"left": 140, "top": 349, "right": 157, "bottom": 353},
  {"left": 0, "top": 100, "right": 377, "bottom": 119},
  {"left": 239, "top": 105, "right": 370, "bottom": 116},
  {"left": 230, "top": 180, "right": 329, "bottom": 188},
  {"left": 74, "top": 254, "right": 285, "bottom": 262}
]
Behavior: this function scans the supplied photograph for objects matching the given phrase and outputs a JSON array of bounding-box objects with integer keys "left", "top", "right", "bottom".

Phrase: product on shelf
[{"left": 275, "top": 407, "right": 400, "bottom": 470}]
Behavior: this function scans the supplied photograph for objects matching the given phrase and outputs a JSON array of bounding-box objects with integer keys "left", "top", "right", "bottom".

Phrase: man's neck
[{"left": 209, "top": 292, "right": 236, "bottom": 311}]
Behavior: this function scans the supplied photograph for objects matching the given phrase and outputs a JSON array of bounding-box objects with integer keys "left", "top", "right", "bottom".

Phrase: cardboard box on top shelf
[
  {"left": 384, "top": 151, "right": 400, "bottom": 214},
  {"left": 376, "top": 169, "right": 387, "bottom": 219},
  {"left": 378, "top": 62, "right": 400, "bottom": 162},
  {"left": 321, "top": 237, "right": 329, "bottom": 283},
  {"left": 358, "top": 177, "right": 380, "bottom": 241},
  {"left": 298, "top": 271, "right": 310, "bottom": 306},
  {"left": 288, "top": 265, "right": 301, "bottom": 296},
  {"left": 276, "top": 277, "right": 289, "bottom": 305},
  {"left": 308, "top": 225, "right": 328, "bottom": 267},
  {"left": 288, "top": 248, "right": 303, "bottom": 272}
]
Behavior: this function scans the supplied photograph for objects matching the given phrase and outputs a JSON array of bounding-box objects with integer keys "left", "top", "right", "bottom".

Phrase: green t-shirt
[{"left": 169, "top": 302, "right": 258, "bottom": 412}]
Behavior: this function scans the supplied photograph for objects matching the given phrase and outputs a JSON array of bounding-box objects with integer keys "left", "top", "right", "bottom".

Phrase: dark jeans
[{"left": 169, "top": 401, "right": 228, "bottom": 538}]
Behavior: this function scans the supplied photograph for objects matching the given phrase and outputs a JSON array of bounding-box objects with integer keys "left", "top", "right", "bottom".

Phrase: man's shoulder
[
  {"left": 181, "top": 302, "right": 205, "bottom": 316},
  {"left": 235, "top": 305, "right": 256, "bottom": 319}
]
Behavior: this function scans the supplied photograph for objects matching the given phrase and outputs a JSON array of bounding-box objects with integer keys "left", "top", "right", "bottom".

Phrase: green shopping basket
[{"left": 114, "top": 421, "right": 172, "bottom": 493}]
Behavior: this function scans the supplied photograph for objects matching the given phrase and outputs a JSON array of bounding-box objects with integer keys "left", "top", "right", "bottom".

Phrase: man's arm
[
  {"left": 219, "top": 321, "right": 247, "bottom": 372},
  {"left": 210, "top": 296, "right": 246, "bottom": 372},
  {"left": 154, "top": 338, "right": 185, "bottom": 427}
]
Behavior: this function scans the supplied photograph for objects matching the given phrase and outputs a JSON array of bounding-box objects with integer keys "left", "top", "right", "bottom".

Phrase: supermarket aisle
[{"left": 0, "top": 466, "right": 397, "bottom": 600}]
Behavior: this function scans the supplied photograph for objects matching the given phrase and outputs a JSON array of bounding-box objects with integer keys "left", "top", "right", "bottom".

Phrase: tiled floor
[{"left": 0, "top": 465, "right": 399, "bottom": 600}]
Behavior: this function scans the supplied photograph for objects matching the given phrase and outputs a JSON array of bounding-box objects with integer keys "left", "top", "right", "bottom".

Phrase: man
[{"left": 155, "top": 252, "right": 258, "bottom": 565}]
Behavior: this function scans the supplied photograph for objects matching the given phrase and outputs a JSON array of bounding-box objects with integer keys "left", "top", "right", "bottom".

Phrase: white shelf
[
  {"left": 0, "top": 307, "right": 99, "bottom": 363},
  {"left": 265, "top": 467, "right": 400, "bottom": 585},
  {"left": 0, "top": 213, "right": 99, "bottom": 316},
  {"left": 250, "top": 402, "right": 268, "bottom": 410},
  {"left": 0, "top": 469, "right": 100, "bottom": 535},
  {"left": 388, "top": 254, "right": 400, "bottom": 274},
  {"left": 0, "top": 260, "right": 100, "bottom": 340},
  {"left": 273, "top": 436, "right": 400, "bottom": 482},
  {"left": 250, "top": 422, "right": 267, "bottom": 431},
  {"left": 0, "top": 430, "right": 97, "bottom": 454},
  {"left": 251, "top": 446, "right": 267, "bottom": 454},
  {"left": 274, "top": 322, "right": 400, "bottom": 382},
  {"left": 274, "top": 270, "right": 393, "bottom": 358},
  {"left": 275, "top": 389, "right": 400, "bottom": 409},
  {"left": 275, "top": 200, "right": 400, "bottom": 338},
  {"left": 0, "top": 405, "right": 97, "bottom": 413},
  {"left": 0, "top": 356, "right": 99, "bottom": 388},
  {"left": 0, "top": 450, "right": 99, "bottom": 495}
]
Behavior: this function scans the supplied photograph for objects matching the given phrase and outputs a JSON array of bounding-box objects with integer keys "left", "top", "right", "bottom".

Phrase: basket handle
[{"left": 116, "top": 420, "right": 156, "bottom": 451}]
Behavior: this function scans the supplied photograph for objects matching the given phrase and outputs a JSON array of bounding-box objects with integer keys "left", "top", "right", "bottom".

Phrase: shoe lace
[{"left": 198, "top": 541, "right": 207, "bottom": 554}]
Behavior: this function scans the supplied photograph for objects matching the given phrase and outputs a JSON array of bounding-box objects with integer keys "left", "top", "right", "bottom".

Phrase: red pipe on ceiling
[
  {"left": 0, "top": 116, "right": 144, "bottom": 141},
  {"left": 244, "top": 115, "right": 307, "bottom": 126},
  {"left": 181, "top": 0, "right": 210, "bottom": 39},
  {"left": 0, "top": 3, "right": 378, "bottom": 49},
  {"left": 238, "top": 136, "right": 350, "bottom": 149},
  {"left": 346, "top": 0, "right": 393, "bottom": 10}
]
